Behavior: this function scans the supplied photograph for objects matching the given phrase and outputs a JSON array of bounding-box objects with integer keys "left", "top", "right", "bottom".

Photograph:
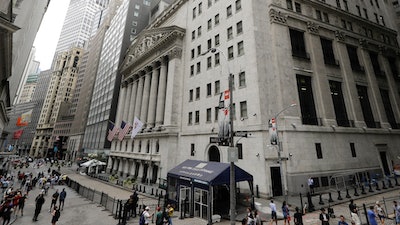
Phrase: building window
[
  {"left": 296, "top": 75, "right": 318, "bottom": 125},
  {"left": 215, "top": 34, "right": 220, "bottom": 46},
  {"left": 195, "top": 110, "right": 200, "bottom": 124},
  {"left": 215, "top": 52, "right": 220, "bottom": 66},
  {"left": 227, "top": 27, "right": 233, "bottom": 40},
  {"left": 208, "top": 0, "right": 212, "bottom": 8},
  {"left": 192, "top": 31, "right": 195, "bottom": 40},
  {"left": 215, "top": 80, "right": 220, "bottom": 94},
  {"left": 235, "top": 0, "right": 241, "bottom": 11},
  {"left": 380, "top": 89, "right": 398, "bottom": 129},
  {"left": 215, "top": 14, "right": 220, "bottom": 25},
  {"left": 356, "top": 85, "right": 375, "bottom": 128},
  {"left": 206, "top": 108, "right": 212, "bottom": 122},
  {"left": 207, "top": 83, "right": 212, "bottom": 96},
  {"left": 191, "top": 143, "right": 195, "bottom": 156},
  {"left": 369, "top": 52, "right": 384, "bottom": 77},
  {"left": 215, "top": 107, "right": 219, "bottom": 121},
  {"left": 295, "top": 2, "right": 301, "bottom": 13},
  {"left": 323, "top": 12, "right": 329, "bottom": 23},
  {"left": 316, "top": 143, "right": 323, "bottom": 159},
  {"left": 189, "top": 89, "right": 193, "bottom": 102},
  {"left": 236, "top": 21, "right": 243, "bottom": 35},
  {"left": 237, "top": 143, "right": 243, "bottom": 159},
  {"left": 239, "top": 71, "right": 246, "bottom": 87},
  {"left": 346, "top": 45, "right": 363, "bottom": 72},
  {"left": 381, "top": 16, "right": 385, "bottom": 26},
  {"left": 289, "top": 29, "right": 308, "bottom": 59},
  {"left": 197, "top": 45, "right": 201, "bottom": 56},
  {"left": 228, "top": 46, "right": 234, "bottom": 59},
  {"left": 356, "top": 5, "right": 361, "bottom": 16},
  {"left": 188, "top": 112, "right": 193, "bottom": 125},
  {"left": 227, "top": 5, "right": 232, "bottom": 17},
  {"left": 237, "top": 41, "right": 244, "bottom": 56},
  {"left": 363, "top": 8, "right": 368, "bottom": 19},
  {"left": 207, "top": 39, "right": 212, "bottom": 50},
  {"left": 198, "top": 26, "right": 202, "bottom": 37},
  {"left": 329, "top": 80, "right": 350, "bottom": 127},
  {"left": 196, "top": 62, "right": 201, "bottom": 74},
  {"left": 207, "top": 57, "right": 212, "bottom": 69},
  {"left": 375, "top": 0, "right": 380, "bottom": 8},
  {"left": 336, "top": 0, "right": 341, "bottom": 8},
  {"left": 190, "top": 65, "right": 194, "bottom": 76},
  {"left": 343, "top": 0, "right": 348, "bottom": 11},
  {"left": 287, "top": 0, "right": 293, "bottom": 10},
  {"left": 198, "top": 2, "right": 202, "bottom": 14},
  {"left": 191, "top": 49, "right": 195, "bottom": 59},
  {"left": 208, "top": 19, "right": 212, "bottom": 30},
  {"left": 196, "top": 87, "right": 200, "bottom": 100},
  {"left": 192, "top": 7, "right": 196, "bottom": 19},
  {"left": 374, "top": 13, "right": 379, "bottom": 24},
  {"left": 388, "top": 57, "right": 400, "bottom": 81},
  {"left": 240, "top": 101, "right": 247, "bottom": 119},
  {"left": 320, "top": 38, "right": 337, "bottom": 66},
  {"left": 232, "top": 103, "right": 236, "bottom": 120},
  {"left": 316, "top": 10, "right": 322, "bottom": 20}
]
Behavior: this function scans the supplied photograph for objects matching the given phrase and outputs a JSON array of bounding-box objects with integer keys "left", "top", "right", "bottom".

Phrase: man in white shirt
[
  {"left": 308, "top": 177, "right": 314, "bottom": 194},
  {"left": 269, "top": 200, "right": 277, "bottom": 225},
  {"left": 143, "top": 206, "right": 154, "bottom": 224}
]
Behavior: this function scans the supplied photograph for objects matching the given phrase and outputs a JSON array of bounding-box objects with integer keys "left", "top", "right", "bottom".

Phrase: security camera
[
  {"left": 289, "top": 153, "right": 293, "bottom": 157},
  {"left": 210, "top": 48, "right": 217, "bottom": 53}
]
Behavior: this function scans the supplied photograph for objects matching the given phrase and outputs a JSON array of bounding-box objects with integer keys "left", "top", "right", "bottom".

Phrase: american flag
[
  {"left": 118, "top": 121, "right": 132, "bottom": 141},
  {"left": 107, "top": 122, "right": 119, "bottom": 142}
]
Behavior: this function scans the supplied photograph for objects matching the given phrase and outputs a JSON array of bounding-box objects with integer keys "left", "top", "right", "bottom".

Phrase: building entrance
[{"left": 270, "top": 166, "right": 282, "bottom": 196}]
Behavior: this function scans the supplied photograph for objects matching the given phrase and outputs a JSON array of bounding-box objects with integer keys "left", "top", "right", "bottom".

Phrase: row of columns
[
  {"left": 115, "top": 57, "right": 169, "bottom": 134},
  {"left": 109, "top": 157, "right": 158, "bottom": 181}
]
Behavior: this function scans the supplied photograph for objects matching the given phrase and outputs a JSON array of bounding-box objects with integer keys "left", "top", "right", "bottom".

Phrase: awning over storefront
[{"left": 167, "top": 159, "right": 253, "bottom": 186}]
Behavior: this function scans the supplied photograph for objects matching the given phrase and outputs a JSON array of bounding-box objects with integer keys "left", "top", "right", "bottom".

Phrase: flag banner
[
  {"left": 218, "top": 91, "right": 230, "bottom": 141},
  {"left": 107, "top": 122, "right": 119, "bottom": 142},
  {"left": 118, "top": 120, "right": 132, "bottom": 141},
  {"left": 13, "top": 129, "right": 24, "bottom": 139},
  {"left": 131, "top": 117, "right": 143, "bottom": 139},
  {"left": 16, "top": 110, "right": 33, "bottom": 126}
]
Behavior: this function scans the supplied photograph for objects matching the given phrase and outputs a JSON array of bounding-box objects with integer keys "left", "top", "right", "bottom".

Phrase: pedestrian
[
  {"left": 143, "top": 206, "right": 154, "bottom": 225},
  {"left": 254, "top": 209, "right": 261, "bottom": 225},
  {"left": 2, "top": 200, "right": 12, "bottom": 225},
  {"left": 51, "top": 205, "right": 61, "bottom": 225},
  {"left": 294, "top": 207, "right": 303, "bottom": 225},
  {"left": 246, "top": 207, "right": 254, "bottom": 225},
  {"left": 348, "top": 200, "right": 356, "bottom": 215},
  {"left": 155, "top": 206, "right": 164, "bottom": 225},
  {"left": 50, "top": 189, "right": 59, "bottom": 212},
  {"left": 393, "top": 201, "right": 400, "bottom": 225},
  {"left": 33, "top": 193, "right": 45, "bottom": 221},
  {"left": 282, "top": 201, "right": 291, "bottom": 225},
  {"left": 130, "top": 190, "right": 138, "bottom": 217},
  {"left": 308, "top": 177, "right": 315, "bottom": 194},
  {"left": 59, "top": 188, "right": 67, "bottom": 211},
  {"left": 320, "top": 208, "right": 330, "bottom": 225},
  {"left": 270, "top": 199, "right": 278, "bottom": 225},
  {"left": 374, "top": 201, "right": 386, "bottom": 225},
  {"left": 368, "top": 206, "right": 378, "bottom": 225},
  {"left": 350, "top": 208, "right": 361, "bottom": 225},
  {"left": 338, "top": 215, "right": 349, "bottom": 225},
  {"left": 15, "top": 192, "right": 27, "bottom": 217},
  {"left": 166, "top": 204, "right": 174, "bottom": 225}
]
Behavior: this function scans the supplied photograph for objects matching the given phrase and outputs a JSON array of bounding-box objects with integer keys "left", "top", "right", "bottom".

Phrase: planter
[{"left": 124, "top": 183, "right": 134, "bottom": 189}]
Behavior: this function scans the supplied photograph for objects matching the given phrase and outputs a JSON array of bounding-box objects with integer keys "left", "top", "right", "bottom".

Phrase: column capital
[
  {"left": 269, "top": 8, "right": 287, "bottom": 25},
  {"left": 306, "top": 21, "right": 319, "bottom": 34},
  {"left": 335, "top": 30, "right": 346, "bottom": 42},
  {"left": 145, "top": 65, "right": 153, "bottom": 73},
  {"left": 152, "top": 61, "right": 161, "bottom": 68},
  {"left": 167, "top": 48, "right": 182, "bottom": 59},
  {"left": 359, "top": 38, "right": 369, "bottom": 49},
  {"left": 121, "top": 81, "right": 129, "bottom": 88}
]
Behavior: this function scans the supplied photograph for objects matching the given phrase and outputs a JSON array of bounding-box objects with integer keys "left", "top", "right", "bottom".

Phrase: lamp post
[
  {"left": 272, "top": 103, "right": 296, "bottom": 202},
  {"left": 201, "top": 48, "right": 236, "bottom": 225}
]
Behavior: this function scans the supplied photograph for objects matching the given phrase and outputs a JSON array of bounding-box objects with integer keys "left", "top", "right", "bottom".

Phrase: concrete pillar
[
  {"left": 123, "top": 159, "right": 129, "bottom": 178},
  {"left": 122, "top": 79, "right": 133, "bottom": 122},
  {"left": 134, "top": 73, "right": 145, "bottom": 121},
  {"left": 115, "top": 83, "right": 128, "bottom": 126},
  {"left": 127, "top": 78, "right": 138, "bottom": 124},
  {"left": 140, "top": 67, "right": 152, "bottom": 128},
  {"left": 155, "top": 58, "right": 168, "bottom": 127},
  {"left": 147, "top": 62, "right": 160, "bottom": 129},
  {"left": 164, "top": 50, "right": 182, "bottom": 127}
]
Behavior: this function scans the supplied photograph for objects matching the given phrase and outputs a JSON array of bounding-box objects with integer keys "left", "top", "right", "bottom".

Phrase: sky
[{"left": 33, "top": 0, "right": 71, "bottom": 71}]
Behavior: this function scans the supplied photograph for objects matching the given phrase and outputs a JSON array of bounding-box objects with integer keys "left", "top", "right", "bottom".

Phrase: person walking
[
  {"left": 308, "top": 177, "right": 315, "bottom": 194},
  {"left": 246, "top": 207, "right": 254, "bottom": 225},
  {"left": 166, "top": 204, "right": 174, "bottom": 225},
  {"left": 155, "top": 206, "right": 164, "bottom": 225},
  {"left": 33, "top": 193, "right": 45, "bottom": 221},
  {"left": 367, "top": 206, "right": 378, "bottom": 225},
  {"left": 282, "top": 201, "right": 291, "bottom": 225},
  {"left": 270, "top": 200, "right": 278, "bottom": 225},
  {"left": 393, "top": 201, "right": 400, "bottom": 225},
  {"left": 2, "top": 200, "right": 13, "bottom": 225},
  {"left": 294, "top": 207, "right": 303, "bottom": 225},
  {"left": 350, "top": 208, "right": 361, "bottom": 225},
  {"left": 338, "top": 215, "right": 349, "bottom": 225},
  {"left": 374, "top": 201, "right": 386, "bottom": 225},
  {"left": 143, "top": 206, "right": 154, "bottom": 225},
  {"left": 58, "top": 188, "right": 67, "bottom": 211},
  {"left": 49, "top": 189, "right": 59, "bottom": 212},
  {"left": 130, "top": 190, "right": 138, "bottom": 217},
  {"left": 320, "top": 208, "right": 330, "bottom": 225},
  {"left": 51, "top": 205, "right": 61, "bottom": 225},
  {"left": 15, "top": 192, "right": 27, "bottom": 217}
]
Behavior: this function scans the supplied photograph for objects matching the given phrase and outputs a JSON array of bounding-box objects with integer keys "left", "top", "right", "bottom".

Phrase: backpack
[{"left": 139, "top": 212, "right": 146, "bottom": 225}]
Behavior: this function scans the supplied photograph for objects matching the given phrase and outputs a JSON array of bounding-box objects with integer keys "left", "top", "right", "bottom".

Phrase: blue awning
[{"left": 167, "top": 159, "right": 253, "bottom": 186}]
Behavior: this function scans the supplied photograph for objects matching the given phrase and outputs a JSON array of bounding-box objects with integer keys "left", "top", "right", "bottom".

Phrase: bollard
[
  {"left": 151, "top": 188, "right": 154, "bottom": 195},
  {"left": 363, "top": 203, "right": 369, "bottom": 225},
  {"left": 256, "top": 185, "right": 260, "bottom": 198},
  {"left": 382, "top": 180, "right": 387, "bottom": 189},
  {"left": 307, "top": 192, "right": 315, "bottom": 212},
  {"left": 337, "top": 190, "right": 343, "bottom": 200},
  {"left": 375, "top": 181, "right": 381, "bottom": 191},
  {"left": 139, "top": 185, "right": 142, "bottom": 192},
  {"left": 345, "top": 189, "right": 351, "bottom": 198},
  {"left": 395, "top": 177, "right": 399, "bottom": 186},
  {"left": 388, "top": 179, "right": 393, "bottom": 188},
  {"left": 328, "top": 193, "right": 334, "bottom": 202},
  {"left": 156, "top": 189, "right": 159, "bottom": 197},
  {"left": 319, "top": 194, "right": 324, "bottom": 205},
  {"left": 300, "top": 193, "right": 304, "bottom": 213},
  {"left": 143, "top": 186, "right": 146, "bottom": 193},
  {"left": 368, "top": 183, "right": 374, "bottom": 192},
  {"left": 361, "top": 185, "right": 366, "bottom": 195},
  {"left": 353, "top": 187, "right": 359, "bottom": 196}
]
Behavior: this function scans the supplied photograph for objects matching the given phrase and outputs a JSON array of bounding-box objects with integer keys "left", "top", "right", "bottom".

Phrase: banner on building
[
  {"left": 118, "top": 121, "right": 132, "bottom": 141},
  {"left": 13, "top": 129, "right": 23, "bottom": 139},
  {"left": 131, "top": 117, "right": 143, "bottom": 139},
  {"left": 218, "top": 91, "right": 230, "bottom": 143},
  {"left": 107, "top": 121, "right": 119, "bottom": 142},
  {"left": 16, "top": 109, "right": 32, "bottom": 126}
]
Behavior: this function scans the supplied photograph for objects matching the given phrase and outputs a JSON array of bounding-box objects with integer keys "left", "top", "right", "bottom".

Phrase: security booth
[{"left": 167, "top": 159, "right": 253, "bottom": 224}]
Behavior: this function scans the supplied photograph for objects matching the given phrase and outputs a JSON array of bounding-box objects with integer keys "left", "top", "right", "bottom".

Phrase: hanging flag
[
  {"left": 118, "top": 120, "right": 132, "bottom": 141},
  {"left": 131, "top": 117, "right": 143, "bottom": 139},
  {"left": 218, "top": 91, "right": 230, "bottom": 142},
  {"left": 13, "top": 130, "right": 24, "bottom": 139},
  {"left": 16, "top": 110, "right": 32, "bottom": 126},
  {"left": 107, "top": 122, "right": 119, "bottom": 142}
]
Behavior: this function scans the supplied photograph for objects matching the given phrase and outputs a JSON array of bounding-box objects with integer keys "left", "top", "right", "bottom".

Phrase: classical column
[
  {"left": 147, "top": 62, "right": 160, "bottom": 129},
  {"left": 134, "top": 73, "right": 145, "bottom": 121},
  {"left": 115, "top": 83, "right": 128, "bottom": 126},
  {"left": 127, "top": 77, "right": 138, "bottom": 124},
  {"left": 123, "top": 159, "right": 129, "bottom": 178},
  {"left": 122, "top": 79, "right": 133, "bottom": 122},
  {"left": 155, "top": 58, "right": 168, "bottom": 127},
  {"left": 163, "top": 49, "right": 182, "bottom": 126},
  {"left": 112, "top": 158, "right": 119, "bottom": 175},
  {"left": 107, "top": 157, "right": 113, "bottom": 173},
  {"left": 140, "top": 67, "right": 152, "bottom": 128},
  {"left": 118, "top": 159, "right": 124, "bottom": 177}
]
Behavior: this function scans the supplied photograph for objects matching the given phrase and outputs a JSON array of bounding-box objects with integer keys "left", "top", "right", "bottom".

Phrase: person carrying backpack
[
  {"left": 140, "top": 206, "right": 154, "bottom": 225},
  {"left": 51, "top": 205, "right": 61, "bottom": 225}
]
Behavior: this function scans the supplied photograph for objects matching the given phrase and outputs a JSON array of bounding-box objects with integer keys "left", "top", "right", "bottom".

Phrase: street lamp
[
  {"left": 272, "top": 103, "right": 296, "bottom": 201},
  {"left": 201, "top": 48, "right": 236, "bottom": 225}
]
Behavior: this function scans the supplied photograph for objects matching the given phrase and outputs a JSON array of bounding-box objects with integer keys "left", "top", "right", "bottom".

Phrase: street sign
[
  {"left": 210, "top": 137, "right": 220, "bottom": 143},
  {"left": 234, "top": 131, "right": 248, "bottom": 137}
]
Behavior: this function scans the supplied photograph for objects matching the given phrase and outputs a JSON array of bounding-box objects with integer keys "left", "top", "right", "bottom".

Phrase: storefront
[{"left": 167, "top": 160, "right": 253, "bottom": 224}]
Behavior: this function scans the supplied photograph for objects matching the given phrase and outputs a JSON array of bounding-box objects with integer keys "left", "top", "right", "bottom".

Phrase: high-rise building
[
  {"left": 18, "top": 73, "right": 38, "bottom": 104},
  {"left": 82, "top": 0, "right": 154, "bottom": 156},
  {"left": 109, "top": 0, "right": 400, "bottom": 206},
  {"left": 15, "top": 47, "right": 40, "bottom": 104}
]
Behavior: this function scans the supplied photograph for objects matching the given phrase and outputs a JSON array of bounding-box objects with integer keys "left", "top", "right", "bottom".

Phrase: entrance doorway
[
  {"left": 379, "top": 151, "right": 390, "bottom": 176},
  {"left": 208, "top": 146, "right": 220, "bottom": 162},
  {"left": 180, "top": 186, "right": 191, "bottom": 218},
  {"left": 270, "top": 167, "right": 283, "bottom": 196}
]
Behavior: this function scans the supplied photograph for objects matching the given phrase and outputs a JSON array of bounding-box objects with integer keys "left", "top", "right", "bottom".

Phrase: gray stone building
[{"left": 108, "top": 0, "right": 400, "bottom": 203}]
